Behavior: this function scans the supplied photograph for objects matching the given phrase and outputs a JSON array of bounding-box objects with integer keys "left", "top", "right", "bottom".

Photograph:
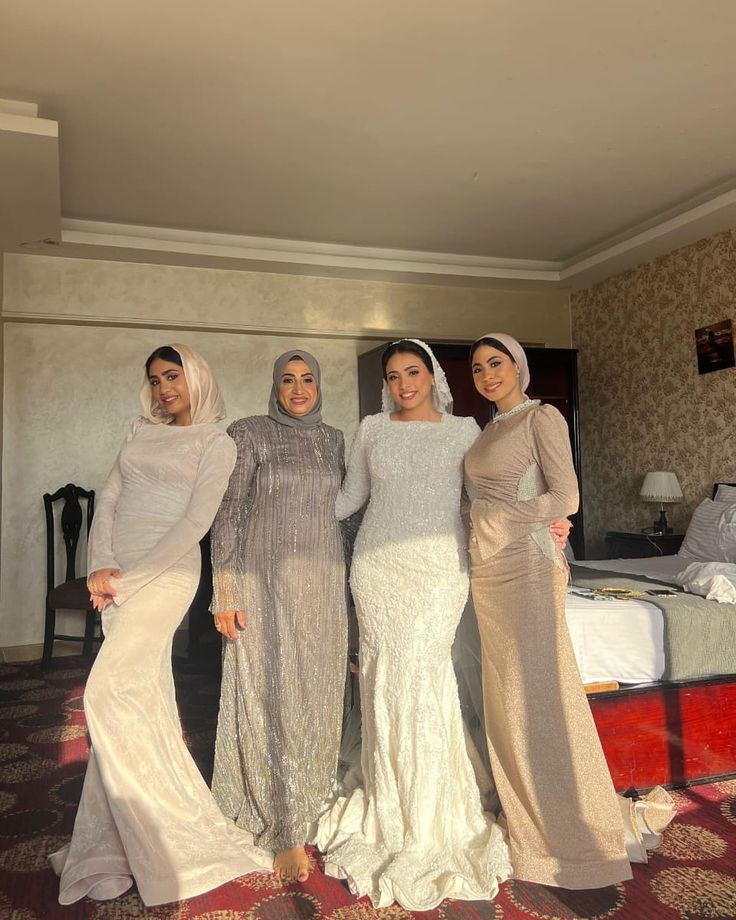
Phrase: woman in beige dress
[{"left": 464, "top": 333, "right": 633, "bottom": 889}]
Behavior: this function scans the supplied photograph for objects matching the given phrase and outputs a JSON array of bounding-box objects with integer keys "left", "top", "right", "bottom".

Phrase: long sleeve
[
  {"left": 461, "top": 417, "right": 482, "bottom": 510},
  {"left": 87, "top": 419, "right": 142, "bottom": 574},
  {"left": 335, "top": 419, "right": 371, "bottom": 521},
  {"left": 211, "top": 422, "right": 258, "bottom": 613},
  {"left": 111, "top": 432, "right": 237, "bottom": 607},
  {"left": 470, "top": 406, "right": 578, "bottom": 559}
]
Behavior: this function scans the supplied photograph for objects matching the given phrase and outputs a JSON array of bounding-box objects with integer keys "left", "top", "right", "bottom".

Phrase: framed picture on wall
[{"left": 695, "top": 319, "right": 735, "bottom": 375}]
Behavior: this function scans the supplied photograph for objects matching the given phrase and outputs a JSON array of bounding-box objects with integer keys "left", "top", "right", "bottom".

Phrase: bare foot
[{"left": 274, "top": 846, "right": 309, "bottom": 883}]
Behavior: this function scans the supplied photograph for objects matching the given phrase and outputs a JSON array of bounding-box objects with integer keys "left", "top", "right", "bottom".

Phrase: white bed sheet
[{"left": 564, "top": 554, "right": 684, "bottom": 685}]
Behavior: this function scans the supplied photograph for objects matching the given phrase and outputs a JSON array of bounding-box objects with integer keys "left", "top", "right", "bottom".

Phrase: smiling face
[
  {"left": 471, "top": 344, "right": 524, "bottom": 412},
  {"left": 385, "top": 351, "right": 435, "bottom": 412},
  {"left": 148, "top": 357, "right": 192, "bottom": 425},
  {"left": 278, "top": 359, "right": 319, "bottom": 417}
]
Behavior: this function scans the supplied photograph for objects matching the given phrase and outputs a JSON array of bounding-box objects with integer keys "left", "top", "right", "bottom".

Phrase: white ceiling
[{"left": 2, "top": 0, "right": 736, "bottom": 284}]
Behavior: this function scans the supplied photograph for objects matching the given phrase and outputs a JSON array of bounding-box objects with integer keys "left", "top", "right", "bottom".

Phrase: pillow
[
  {"left": 679, "top": 499, "right": 729, "bottom": 562},
  {"left": 715, "top": 484, "right": 736, "bottom": 504},
  {"left": 717, "top": 503, "right": 736, "bottom": 562},
  {"left": 676, "top": 561, "right": 736, "bottom": 604}
]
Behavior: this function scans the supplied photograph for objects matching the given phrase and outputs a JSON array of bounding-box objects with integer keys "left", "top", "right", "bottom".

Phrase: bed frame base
[{"left": 588, "top": 674, "right": 736, "bottom": 791}]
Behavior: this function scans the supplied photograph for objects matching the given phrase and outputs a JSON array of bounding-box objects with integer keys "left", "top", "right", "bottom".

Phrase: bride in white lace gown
[
  {"left": 314, "top": 340, "right": 511, "bottom": 910},
  {"left": 50, "top": 345, "right": 272, "bottom": 906}
]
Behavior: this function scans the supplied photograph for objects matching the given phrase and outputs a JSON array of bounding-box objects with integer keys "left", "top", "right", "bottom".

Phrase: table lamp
[{"left": 640, "top": 471, "right": 683, "bottom": 534}]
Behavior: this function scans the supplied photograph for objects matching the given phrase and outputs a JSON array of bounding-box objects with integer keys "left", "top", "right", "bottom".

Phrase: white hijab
[
  {"left": 140, "top": 343, "right": 226, "bottom": 426},
  {"left": 380, "top": 339, "right": 454, "bottom": 414},
  {"left": 473, "top": 332, "right": 530, "bottom": 396}
]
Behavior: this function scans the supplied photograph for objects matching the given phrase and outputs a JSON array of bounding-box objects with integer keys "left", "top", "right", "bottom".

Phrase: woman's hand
[
  {"left": 87, "top": 568, "right": 121, "bottom": 611},
  {"left": 550, "top": 518, "right": 572, "bottom": 550},
  {"left": 213, "top": 610, "right": 246, "bottom": 640}
]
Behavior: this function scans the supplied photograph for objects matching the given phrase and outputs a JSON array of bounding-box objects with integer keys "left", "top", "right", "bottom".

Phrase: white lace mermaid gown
[
  {"left": 314, "top": 412, "right": 511, "bottom": 910},
  {"left": 50, "top": 419, "right": 272, "bottom": 906}
]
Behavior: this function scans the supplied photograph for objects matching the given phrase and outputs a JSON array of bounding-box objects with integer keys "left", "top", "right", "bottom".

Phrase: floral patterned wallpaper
[{"left": 571, "top": 229, "right": 736, "bottom": 558}]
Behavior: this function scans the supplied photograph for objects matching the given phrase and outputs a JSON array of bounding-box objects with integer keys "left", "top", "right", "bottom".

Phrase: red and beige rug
[{"left": 0, "top": 656, "right": 735, "bottom": 919}]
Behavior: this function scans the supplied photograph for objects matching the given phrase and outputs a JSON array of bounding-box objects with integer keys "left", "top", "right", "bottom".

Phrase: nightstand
[{"left": 605, "top": 531, "right": 684, "bottom": 559}]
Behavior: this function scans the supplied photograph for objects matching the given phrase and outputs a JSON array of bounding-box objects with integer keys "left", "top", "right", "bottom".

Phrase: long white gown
[
  {"left": 314, "top": 412, "right": 511, "bottom": 910},
  {"left": 50, "top": 418, "right": 272, "bottom": 906}
]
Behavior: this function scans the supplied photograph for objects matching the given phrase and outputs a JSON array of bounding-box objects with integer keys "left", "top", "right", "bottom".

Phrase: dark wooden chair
[{"left": 43, "top": 484, "right": 99, "bottom": 668}]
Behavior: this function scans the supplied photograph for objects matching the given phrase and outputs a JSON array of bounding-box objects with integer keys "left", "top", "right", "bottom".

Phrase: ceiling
[{"left": 2, "top": 0, "right": 736, "bottom": 286}]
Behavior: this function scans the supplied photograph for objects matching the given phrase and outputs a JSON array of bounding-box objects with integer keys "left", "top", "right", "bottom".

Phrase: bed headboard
[{"left": 713, "top": 482, "right": 736, "bottom": 498}]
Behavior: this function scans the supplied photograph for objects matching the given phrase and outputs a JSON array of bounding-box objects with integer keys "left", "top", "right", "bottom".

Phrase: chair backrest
[{"left": 43, "top": 484, "right": 95, "bottom": 592}]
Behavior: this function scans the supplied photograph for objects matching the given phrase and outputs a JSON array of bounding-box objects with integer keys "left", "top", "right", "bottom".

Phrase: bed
[
  {"left": 567, "top": 483, "right": 736, "bottom": 790},
  {"left": 566, "top": 482, "right": 736, "bottom": 685}
]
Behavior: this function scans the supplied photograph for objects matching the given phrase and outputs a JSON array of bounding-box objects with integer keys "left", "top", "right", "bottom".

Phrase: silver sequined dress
[
  {"left": 210, "top": 415, "right": 347, "bottom": 851},
  {"left": 314, "top": 412, "right": 511, "bottom": 910}
]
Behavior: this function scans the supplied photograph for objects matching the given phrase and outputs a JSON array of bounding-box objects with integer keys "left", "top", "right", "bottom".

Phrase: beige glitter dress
[
  {"left": 464, "top": 400, "right": 632, "bottom": 889},
  {"left": 210, "top": 415, "right": 347, "bottom": 851}
]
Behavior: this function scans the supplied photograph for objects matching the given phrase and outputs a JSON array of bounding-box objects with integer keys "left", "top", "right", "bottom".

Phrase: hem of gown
[
  {"left": 323, "top": 857, "right": 508, "bottom": 911},
  {"left": 51, "top": 845, "right": 274, "bottom": 907},
  {"left": 51, "top": 847, "right": 134, "bottom": 905},
  {"left": 228, "top": 810, "right": 310, "bottom": 853},
  {"left": 511, "top": 855, "right": 632, "bottom": 890}
]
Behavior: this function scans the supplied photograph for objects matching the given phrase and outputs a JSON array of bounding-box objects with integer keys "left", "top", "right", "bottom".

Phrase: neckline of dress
[
  {"left": 386, "top": 412, "right": 446, "bottom": 424},
  {"left": 492, "top": 398, "right": 538, "bottom": 423}
]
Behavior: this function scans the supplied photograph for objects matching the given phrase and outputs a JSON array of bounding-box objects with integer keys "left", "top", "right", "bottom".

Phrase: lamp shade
[{"left": 640, "top": 471, "right": 683, "bottom": 503}]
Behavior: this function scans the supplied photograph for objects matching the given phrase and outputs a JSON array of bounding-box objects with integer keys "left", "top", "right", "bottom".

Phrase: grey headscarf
[
  {"left": 473, "top": 332, "right": 530, "bottom": 396},
  {"left": 268, "top": 349, "right": 323, "bottom": 429}
]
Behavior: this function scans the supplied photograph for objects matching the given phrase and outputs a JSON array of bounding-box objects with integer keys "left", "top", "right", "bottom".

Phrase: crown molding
[
  {"left": 60, "top": 220, "right": 562, "bottom": 283},
  {"left": 36, "top": 185, "right": 736, "bottom": 290},
  {"left": 561, "top": 188, "right": 736, "bottom": 287}
]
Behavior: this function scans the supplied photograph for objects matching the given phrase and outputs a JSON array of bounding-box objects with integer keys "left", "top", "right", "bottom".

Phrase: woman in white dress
[
  {"left": 50, "top": 344, "right": 271, "bottom": 906},
  {"left": 314, "top": 339, "right": 511, "bottom": 910}
]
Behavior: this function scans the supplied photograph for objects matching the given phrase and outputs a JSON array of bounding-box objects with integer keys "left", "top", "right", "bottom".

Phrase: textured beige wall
[
  {"left": 572, "top": 229, "right": 736, "bottom": 558},
  {"left": 1, "top": 253, "right": 571, "bottom": 649},
  {"left": 3, "top": 254, "right": 572, "bottom": 346}
]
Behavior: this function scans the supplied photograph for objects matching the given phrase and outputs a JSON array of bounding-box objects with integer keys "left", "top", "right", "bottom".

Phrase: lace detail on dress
[{"left": 314, "top": 413, "right": 510, "bottom": 909}]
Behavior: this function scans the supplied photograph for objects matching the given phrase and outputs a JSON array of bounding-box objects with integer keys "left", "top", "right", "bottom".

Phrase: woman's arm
[
  {"left": 210, "top": 422, "right": 258, "bottom": 615},
  {"left": 470, "top": 405, "right": 579, "bottom": 559},
  {"left": 87, "top": 419, "right": 146, "bottom": 604},
  {"left": 110, "top": 431, "right": 237, "bottom": 607},
  {"left": 336, "top": 419, "right": 371, "bottom": 521}
]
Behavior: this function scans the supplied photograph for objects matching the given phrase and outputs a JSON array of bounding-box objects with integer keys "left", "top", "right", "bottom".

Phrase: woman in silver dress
[{"left": 210, "top": 349, "right": 347, "bottom": 883}]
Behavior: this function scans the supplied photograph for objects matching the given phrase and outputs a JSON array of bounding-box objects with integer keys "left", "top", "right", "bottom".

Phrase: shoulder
[
  {"left": 196, "top": 425, "right": 237, "bottom": 456},
  {"left": 126, "top": 416, "right": 151, "bottom": 440},
  {"left": 226, "top": 415, "right": 273, "bottom": 441},
  {"left": 319, "top": 423, "right": 344, "bottom": 445},
  {"left": 441, "top": 413, "right": 481, "bottom": 449},
  {"left": 356, "top": 413, "right": 384, "bottom": 437},
  {"left": 447, "top": 413, "right": 482, "bottom": 436},
  {"left": 530, "top": 403, "right": 568, "bottom": 437}
]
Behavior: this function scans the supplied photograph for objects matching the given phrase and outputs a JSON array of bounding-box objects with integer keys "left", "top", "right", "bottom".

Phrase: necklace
[{"left": 492, "top": 398, "right": 534, "bottom": 423}]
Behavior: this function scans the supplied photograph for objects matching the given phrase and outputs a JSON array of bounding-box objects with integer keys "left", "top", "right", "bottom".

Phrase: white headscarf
[
  {"left": 380, "top": 338, "right": 454, "bottom": 414},
  {"left": 472, "top": 332, "right": 530, "bottom": 396},
  {"left": 140, "top": 343, "right": 226, "bottom": 426}
]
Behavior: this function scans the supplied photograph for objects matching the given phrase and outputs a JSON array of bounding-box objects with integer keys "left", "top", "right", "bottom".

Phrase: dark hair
[
  {"left": 381, "top": 340, "right": 434, "bottom": 379},
  {"left": 470, "top": 337, "right": 516, "bottom": 364},
  {"left": 145, "top": 345, "right": 183, "bottom": 375}
]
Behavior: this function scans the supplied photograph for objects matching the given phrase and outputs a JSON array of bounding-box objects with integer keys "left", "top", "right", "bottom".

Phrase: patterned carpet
[{"left": 0, "top": 656, "right": 735, "bottom": 919}]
